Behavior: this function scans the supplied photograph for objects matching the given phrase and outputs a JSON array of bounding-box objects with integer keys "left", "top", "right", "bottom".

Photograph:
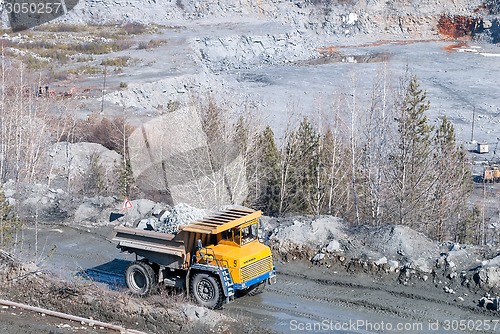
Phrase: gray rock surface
[
  {"left": 128, "top": 107, "right": 247, "bottom": 208},
  {"left": 136, "top": 203, "right": 208, "bottom": 234}
]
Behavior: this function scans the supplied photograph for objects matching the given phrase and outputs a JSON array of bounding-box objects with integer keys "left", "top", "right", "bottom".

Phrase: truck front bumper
[{"left": 233, "top": 267, "right": 276, "bottom": 290}]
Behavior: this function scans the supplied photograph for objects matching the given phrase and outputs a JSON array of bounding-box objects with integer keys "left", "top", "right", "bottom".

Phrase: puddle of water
[{"left": 299, "top": 52, "right": 390, "bottom": 66}]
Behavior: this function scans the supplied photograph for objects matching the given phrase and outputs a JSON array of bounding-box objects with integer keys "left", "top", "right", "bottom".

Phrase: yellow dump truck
[
  {"left": 483, "top": 165, "right": 500, "bottom": 183},
  {"left": 110, "top": 208, "right": 276, "bottom": 309}
]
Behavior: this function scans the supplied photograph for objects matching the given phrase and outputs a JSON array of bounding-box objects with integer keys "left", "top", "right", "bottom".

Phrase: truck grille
[{"left": 240, "top": 256, "right": 273, "bottom": 281}]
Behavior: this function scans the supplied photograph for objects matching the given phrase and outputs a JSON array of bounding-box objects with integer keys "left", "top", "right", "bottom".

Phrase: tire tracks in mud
[
  {"left": 265, "top": 272, "right": 433, "bottom": 323},
  {"left": 225, "top": 266, "right": 499, "bottom": 334},
  {"left": 279, "top": 269, "right": 483, "bottom": 314}
]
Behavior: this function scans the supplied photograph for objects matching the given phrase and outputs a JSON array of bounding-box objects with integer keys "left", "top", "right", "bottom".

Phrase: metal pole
[
  {"left": 471, "top": 107, "right": 476, "bottom": 142},
  {"left": 100, "top": 65, "right": 107, "bottom": 114}
]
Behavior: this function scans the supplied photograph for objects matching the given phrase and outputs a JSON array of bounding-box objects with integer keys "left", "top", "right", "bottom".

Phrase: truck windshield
[{"left": 236, "top": 223, "right": 258, "bottom": 245}]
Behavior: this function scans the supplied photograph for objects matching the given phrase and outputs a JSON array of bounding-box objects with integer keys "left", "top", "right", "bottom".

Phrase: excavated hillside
[{"left": 58, "top": 0, "right": 499, "bottom": 43}]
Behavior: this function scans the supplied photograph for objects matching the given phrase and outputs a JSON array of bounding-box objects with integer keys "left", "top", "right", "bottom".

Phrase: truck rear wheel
[
  {"left": 190, "top": 272, "right": 224, "bottom": 309},
  {"left": 125, "top": 261, "right": 157, "bottom": 296}
]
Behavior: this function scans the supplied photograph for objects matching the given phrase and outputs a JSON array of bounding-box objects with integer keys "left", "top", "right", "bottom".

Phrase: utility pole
[
  {"left": 471, "top": 107, "right": 476, "bottom": 142},
  {"left": 100, "top": 65, "right": 107, "bottom": 114}
]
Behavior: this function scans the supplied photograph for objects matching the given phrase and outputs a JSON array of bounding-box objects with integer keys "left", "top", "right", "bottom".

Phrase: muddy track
[
  {"left": 285, "top": 270, "right": 483, "bottom": 314},
  {"left": 12, "top": 225, "right": 500, "bottom": 334},
  {"left": 223, "top": 263, "right": 500, "bottom": 334}
]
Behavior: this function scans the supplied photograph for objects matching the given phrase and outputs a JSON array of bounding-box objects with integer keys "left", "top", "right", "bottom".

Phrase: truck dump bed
[
  {"left": 111, "top": 226, "right": 187, "bottom": 268},
  {"left": 110, "top": 208, "right": 261, "bottom": 269}
]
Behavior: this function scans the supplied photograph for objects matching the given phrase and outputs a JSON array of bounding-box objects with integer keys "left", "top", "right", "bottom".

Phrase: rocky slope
[{"left": 58, "top": 0, "right": 499, "bottom": 43}]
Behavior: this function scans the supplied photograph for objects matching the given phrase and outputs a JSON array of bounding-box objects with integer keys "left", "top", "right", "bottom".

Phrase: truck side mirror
[{"left": 196, "top": 239, "right": 203, "bottom": 250}]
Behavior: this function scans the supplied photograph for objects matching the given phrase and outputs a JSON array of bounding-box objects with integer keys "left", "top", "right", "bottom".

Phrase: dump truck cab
[
  {"left": 111, "top": 208, "right": 276, "bottom": 309},
  {"left": 191, "top": 216, "right": 275, "bottom": 290}
]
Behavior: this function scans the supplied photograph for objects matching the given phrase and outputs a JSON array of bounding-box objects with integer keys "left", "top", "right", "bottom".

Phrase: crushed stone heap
[{"left": 136, "top": 203, "right": 208, "bottom": 234}]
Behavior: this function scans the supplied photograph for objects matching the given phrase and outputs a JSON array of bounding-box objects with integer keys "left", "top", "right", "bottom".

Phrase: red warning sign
[{"left": 122, "top": 197, "right": 133, "bottom": 210}]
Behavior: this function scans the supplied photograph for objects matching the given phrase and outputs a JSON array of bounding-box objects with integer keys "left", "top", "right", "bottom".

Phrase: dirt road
[
  {"left": 224, "top": 261, "right": 500, "bottom": 333},
  {"left": 10, "top": 224, "right": 500, "bottom": 334}
]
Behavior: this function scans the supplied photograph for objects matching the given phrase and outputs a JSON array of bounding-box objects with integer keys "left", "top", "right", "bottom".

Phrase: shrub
[
  {"left": 101, "top": 56, "right": 130, "bottom": 67},
  {"left": 123, "top": 22, "right": 148, "bottom": 34},
  {"left": 35, "top": 23, "right": 86, "bottom": 33},
  {"left": 0, "top": 189, "right": 21, "bottom": 248},
  {"left": 138, "top": 39, "right": 167, "bottom": 49}
]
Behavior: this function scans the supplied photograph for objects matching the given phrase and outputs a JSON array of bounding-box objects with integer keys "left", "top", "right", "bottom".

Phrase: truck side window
[
  {"left": 234, "top": 228, "right": 241, "bottom": 245},
  {"left": 222, "top": 229, "right": 234, "bottom": 242}
]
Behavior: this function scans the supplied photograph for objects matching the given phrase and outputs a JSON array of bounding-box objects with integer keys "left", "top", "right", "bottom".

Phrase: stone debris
[
  {"left": 444, "top": 286, "right": 455, "bottom": 294},
  {"left": 374, "top": 257, "right": 388, "bottom": 266},
  {"left": 479, "top": 296, "right": 500, "bottom": 310},
  {"left": 136, "top": 203, "right": 208, "bottom": 234},
  {"left": 388, "top": 260, "right": 400, "bottom": 272},
  {"left": 326, "top": 240, "right": 342, "bottom": 253},
  {"left": 312, "top": 253, "right": 325, "bottom": 263}
]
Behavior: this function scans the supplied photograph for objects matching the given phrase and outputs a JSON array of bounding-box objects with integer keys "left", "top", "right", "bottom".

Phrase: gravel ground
[{"left": 4, "top": 223, "right": 500, "bottom": 334}]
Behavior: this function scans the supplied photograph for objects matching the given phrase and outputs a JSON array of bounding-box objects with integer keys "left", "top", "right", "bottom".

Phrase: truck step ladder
[{"left": 220, "top": 268, "right": 234, "bottom": 301}]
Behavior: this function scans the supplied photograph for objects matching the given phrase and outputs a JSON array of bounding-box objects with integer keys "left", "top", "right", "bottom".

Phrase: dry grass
[
  {"left": 101, "top": 56, "right": 130, "bottom": 67},
  {"left": 68, "top": 65, "right": 103, "bottom": 75},
  {"left": 35, "top": 23, "right": 87, "bottom": 33},
  {"left": 138, "top": 39, "right": 168, "bottom": 49}
]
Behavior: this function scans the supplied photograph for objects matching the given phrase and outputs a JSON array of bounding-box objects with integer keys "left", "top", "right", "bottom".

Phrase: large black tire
[
  {"left": 125, "top": 261, "right": 158, "bottom": 297},
  {"left": 190, "top": 272, "right": 224, "bottom": 309},
  {"left": 247, "top": 281, "right": 266, "bottom": 296}
]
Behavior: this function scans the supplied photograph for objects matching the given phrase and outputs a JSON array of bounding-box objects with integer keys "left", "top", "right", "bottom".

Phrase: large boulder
[
  {"left": 47, "top": 142, "right": 121, "bottom": 194},
  {"left": 128, "top": 107, "right": 247, "bottom": 208},
  {"left": 270, "top": 216, "right": 347, "bottom": 251}
]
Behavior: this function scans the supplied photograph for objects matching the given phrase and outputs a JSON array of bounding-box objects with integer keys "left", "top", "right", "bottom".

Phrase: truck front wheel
[
  {"left": 247, "top": 281, "right": 266, "bottom": 296},
  {"left": 190, "top": 272, "right": 224, "bottom": 309},
  {"left": 125, "top": 261, "right": 157, "bottom": 296}
]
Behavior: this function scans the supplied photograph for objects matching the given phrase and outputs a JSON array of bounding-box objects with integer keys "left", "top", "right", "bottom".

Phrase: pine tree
[
  {"left": 247, "top": 126, "right": 281, "bottom": 215},
  {"left": 286, "top": 117, "right": 320, "bottom": 214},
  {"left": 82, "top": 153, "right": 106, "bottom": 196},
  {"left": 456, "top": 206, "right": 480, "bottom": 244},
  {"left": 119, "top": 158, "right": 135, "bottom": 198},
  {"left": 388, "top": 75, "right": 434, "bottom": 227},
  {"left": 431, "top": 116, "right": 472, "bottom": 241},
  {"left": 0, "top": 188, "right": 20, "bottom": 248}
]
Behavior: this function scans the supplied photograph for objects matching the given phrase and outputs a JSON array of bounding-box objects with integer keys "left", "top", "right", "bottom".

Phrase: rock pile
[{"left": 136, "top": 203, "right": 207, "bottom": 234}]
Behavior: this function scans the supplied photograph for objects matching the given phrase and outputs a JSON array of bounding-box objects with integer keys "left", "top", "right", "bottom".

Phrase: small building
[{"left": 477, "top": 143, "right": 489, "bottom": 154}]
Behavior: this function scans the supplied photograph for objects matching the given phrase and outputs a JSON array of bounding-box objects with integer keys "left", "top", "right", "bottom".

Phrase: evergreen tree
[
  {"left": 456, "top": 206, "right": 481, "bottom": 244},
  {"left": 247, "top": 126, "right": 281, "bottom": 215},
  {"left": 0, "top": 188, "right": 20, "bottom": 248},
  {"left": 286, "top": 117, "right": 320, "bottom": 214},
  {"left": 388, "top": 75, "right": 434, "bottom": 227},
  {"left": 83, "top": 153, "right": 106, "bottom": 196},
  {"left": 233, "top": 116, "right": 249, "bottom": 154},
  {"left": 431, "top": 116, "right": 472, "bottom": 241},
  {"left": 119, "top": 158, "right": 135, "bottom": 198}
]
